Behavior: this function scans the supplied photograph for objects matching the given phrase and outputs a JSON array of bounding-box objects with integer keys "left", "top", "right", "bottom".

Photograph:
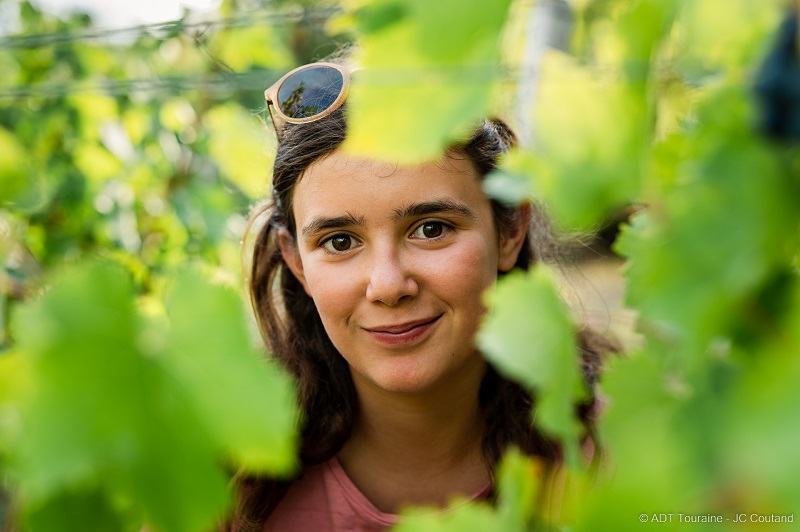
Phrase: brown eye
[
  {"left": 413, "top": 222, "right": 447, "bottom": 240},
  {"left": 422, "top": 223, "right": 443, "bottom": 238},
  {"left": 323, "top": 234, "right": 356, "bottom": 253}
]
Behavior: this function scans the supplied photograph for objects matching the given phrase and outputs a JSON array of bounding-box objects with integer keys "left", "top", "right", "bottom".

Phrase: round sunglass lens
[{"left": 277, "top": 66, "right": 344, "bottom": 119}]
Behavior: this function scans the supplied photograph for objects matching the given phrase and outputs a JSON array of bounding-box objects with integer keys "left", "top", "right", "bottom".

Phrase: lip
[{"left": 362, "top": 315, "right": 442, "bottom": 347}]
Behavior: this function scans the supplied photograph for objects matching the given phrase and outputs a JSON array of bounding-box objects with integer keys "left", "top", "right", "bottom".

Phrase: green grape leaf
[
  {"left": 23, "top": 487, "right": 138, "bottom": 532},
  {"left": 478, "top": 266, "right": 584, "bottom": 464},
  {"left": 482, "top": 165, "right": 533, "bottom": 207},
  {"left": 722, "top": 278, "right": 800, "bottom": 506},
  {"left": 394, "top": 503, "right": 498, "bottom": 532},
  {"left": 344, "top": 0, "right": 512, "bottom": 162},
  {"left": 8, "top": 260, "right": 298, "bottom": 531},
  {"left": 615, "top": 87, "right": 800, "bottom": 363},
  {"left": 572, "top": 351, "right": 690, "bottom": 531},
  {"left": 528, "top": 52, "right": 648, "bottom": 229},
  {"left": 495, "top": 448, "right": 540, "bottom": 529},
  {"left": 162, "top": 269, "right": 298, "bottom": 474},
  {"left": 593, "top": 0, "right": 679, "bottom": 76},
  {"left": 10, "top": 261, "right": 228, "bottom": 531},
  {"left": 677, "top": 0, "right": 783, "bottom": 77},
  {"left": 355, "top": 1, "right": 408, "bottom": 34}
]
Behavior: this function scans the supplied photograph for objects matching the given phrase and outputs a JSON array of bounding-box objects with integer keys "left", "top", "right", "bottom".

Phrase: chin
[
  {"left": 369, "top": 369, "right": 439, "bottom": 395},
  {"left": 363, "top": 358, "right": 482, "bottom": 397}
]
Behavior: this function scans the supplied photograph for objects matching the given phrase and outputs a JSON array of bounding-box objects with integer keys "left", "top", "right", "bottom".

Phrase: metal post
[{"left": 515, "top": 0, "right": 573, "bottom": 146}]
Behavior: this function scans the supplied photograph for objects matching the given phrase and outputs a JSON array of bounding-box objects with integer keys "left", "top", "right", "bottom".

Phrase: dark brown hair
[{"left": 234, "top": 106, "right": 609, "bottom": 530}]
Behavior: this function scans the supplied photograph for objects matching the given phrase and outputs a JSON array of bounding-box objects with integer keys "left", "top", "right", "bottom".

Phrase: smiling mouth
[
  {"left": 362, "top": 315, "right": 442, "bottom": 346},
  {"left": 365, "top": 315, "right": 442, "bottom": 334}
]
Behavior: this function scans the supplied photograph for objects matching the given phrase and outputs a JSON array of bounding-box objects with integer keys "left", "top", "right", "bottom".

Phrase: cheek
[
  {"left": 423, "top": 237, "right": 498, "bottom": 312},
  {"left": 301, "top": 260, "right": 360, "bottom": 327}
]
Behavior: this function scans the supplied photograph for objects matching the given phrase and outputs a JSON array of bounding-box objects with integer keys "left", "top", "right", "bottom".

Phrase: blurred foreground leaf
[
  {"left": 677, "top": 0, "right": 783, "bottom": 78},
  {"left": 7, "top": 260, "right": 298, "bottom": 531},
  {"left": 161, "top": 269, "right": 298, "bottom": 472},
  {"left": 571, "top": 350, "right": 691, "bottom": 531},
  {"left": 478, "top": 266, "right": 583, "bottom": 464},
  {"left": 615, "top": 87, "right": 799, "bottom": 365},
  {"left": 344, "top": 0, "right": 512, "bottom": 162},
  {"left": 490, "top": 53, "right": 649, "bottom": 230},
  {"left": 722, "top": 279, "right": 800, "bottom": 508}
]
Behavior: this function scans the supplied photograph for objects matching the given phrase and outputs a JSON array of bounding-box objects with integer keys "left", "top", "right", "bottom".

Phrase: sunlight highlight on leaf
[{"left": 344, "top": 0, "right": 512, "bottom": 163}]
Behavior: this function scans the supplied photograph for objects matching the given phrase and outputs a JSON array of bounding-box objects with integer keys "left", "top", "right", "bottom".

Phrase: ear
[
  {"left": 497, "top": 203, "right": 532, "bottom": 272},
  {"left": 277, "top": 228, "right": 312, "bottom": 297}
]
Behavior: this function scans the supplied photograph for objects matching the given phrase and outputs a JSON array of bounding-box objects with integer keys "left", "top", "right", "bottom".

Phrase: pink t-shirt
[{"left": 263, "top": 457, "right": 493, "bottom": 532}]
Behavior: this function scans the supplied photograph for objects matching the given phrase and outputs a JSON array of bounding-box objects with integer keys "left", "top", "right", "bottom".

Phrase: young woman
[{"left": 235, "top": 62, "right": 608, "bottom": 531}]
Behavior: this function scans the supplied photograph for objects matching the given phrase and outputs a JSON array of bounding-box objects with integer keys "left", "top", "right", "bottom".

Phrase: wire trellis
[
  {"left": 0, "top": 70, "right": 282, "bottom": 99},
  {"left": 0, "top": 6, "right": 338, "bottom": 50},
  {"left": 0, "top": 5, "right": 342, "bottom": 101}
]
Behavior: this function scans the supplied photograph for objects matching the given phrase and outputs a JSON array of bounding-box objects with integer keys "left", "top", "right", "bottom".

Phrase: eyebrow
[
  {"left": 392, "top": 199, "right": 477, "bottom": 221},
  {"left": 300, "top": 199, "right": 477, "bottom": 237},
  {"left": 302, "top": 212, "right": 366, "bottom": 237}
]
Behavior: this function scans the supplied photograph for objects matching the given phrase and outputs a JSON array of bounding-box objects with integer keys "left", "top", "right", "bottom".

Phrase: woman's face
[{"left": 280, "top": 148, "right": 527, "bottom": 396}]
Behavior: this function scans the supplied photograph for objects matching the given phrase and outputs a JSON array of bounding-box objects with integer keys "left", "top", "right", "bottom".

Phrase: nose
[{"left": 365, "top": 246, "right": 418, "bottom": 306}]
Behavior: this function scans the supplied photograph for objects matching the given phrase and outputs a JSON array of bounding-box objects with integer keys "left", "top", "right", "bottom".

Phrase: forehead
[{"left": 292, "top": 149, "right": 490, "bottom": 221}]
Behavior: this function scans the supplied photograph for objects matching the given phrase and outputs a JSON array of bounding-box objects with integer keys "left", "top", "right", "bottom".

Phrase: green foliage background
[{"left": 1, "top": 0, "right": 799, "bottom": 530}]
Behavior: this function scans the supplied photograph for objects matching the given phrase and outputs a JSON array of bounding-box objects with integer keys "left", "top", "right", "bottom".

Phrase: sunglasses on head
[{"left": 264, "top": 62, "right": 352, "bottom": 137}]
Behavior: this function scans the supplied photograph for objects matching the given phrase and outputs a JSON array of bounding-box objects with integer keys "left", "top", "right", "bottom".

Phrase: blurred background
[{"left": 0, "top": 0, "right": 356, "bottom": 308}]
